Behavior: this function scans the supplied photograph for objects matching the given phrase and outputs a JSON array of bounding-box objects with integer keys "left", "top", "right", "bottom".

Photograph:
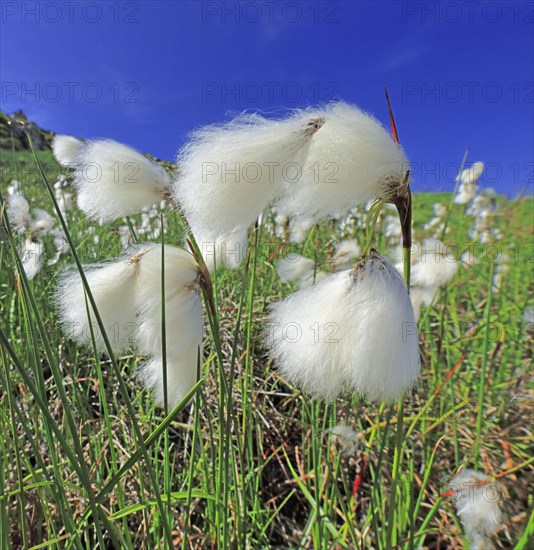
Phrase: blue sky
[{"left": 2, "top": 0, "right": 533, "bottom": 196}]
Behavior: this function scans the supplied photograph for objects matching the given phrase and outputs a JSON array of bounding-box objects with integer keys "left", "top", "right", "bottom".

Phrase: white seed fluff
[
  {"left": 265, "top": 251, "right": 420, "bottom": 401},
  {"left": 410, "top": 239, "right": 459, "bottom": 289},
  {"left": 7, "top": 194, "right": 31, "bottom": 232},
  {"left": 459, "top": 161, "right": 484, "bottom": 185},
  {"left": 331, "top": 240, "right": 362, "bottom": 268},
  {"left": 192, "top": 227, "right": 248, "bottom": 272},
  {"left": 277, "top": 102, "right": 409, "bottom": 219},
  {"left": 449, "top": 469, "right": 503, "bottom": 549},
  {"left": 52, "top": 135, "right": 83, "bottom": 167},
  {"left": 277, "top": 255, "right": 326, "bottom": 288},
  {"left": 135, "top": 245, "right": 203, "bottom": 408},
  {"left": 29, "top": 208, "right": 56, "bottom": 237},
  {"left": 174, "top": 111, "right": 322, "bottom": 239},
  {"left": 72, "top": 139, "right": 171, "bottom": 222},
  {"left": 20, "top": 239, "right": 45, "bottom": 280},
  {"left": 328, "top": 424, "right": 359, "bottom": 456},
  {"left": 55, "top": 252, "right": 141, "bottom": 354}
]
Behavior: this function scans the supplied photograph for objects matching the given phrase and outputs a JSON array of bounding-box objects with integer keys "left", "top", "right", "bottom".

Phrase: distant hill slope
[
  {"left": 0, "top": 110, "right": 55, "bottom": 152},
  {"left": 0, "top": 110, "right": 175, "bottom": 170}
]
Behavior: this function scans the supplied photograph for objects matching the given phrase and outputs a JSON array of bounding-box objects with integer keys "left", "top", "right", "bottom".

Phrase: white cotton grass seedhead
[
  {"left": 7, "top": 194, "right": 31, "bottom": 232},
  {"left": 20, "top": 239, "right": 45, "bottom": 280},
  {"left": 72, "top": 139, "right": 171, "bottom": 222},
  {"left": 288, "top": 216, "right": 315, "bottom": 244},
  {"left": 265, "top": 250, "right": 420, "bottom": 401},
  {"left": 134, "top": 245, "right": 203, "bottom": 408},
  {"left": 29, "top": 208, "right": 56, "bottom": 237},
  {"left": 276, "top": 255, "right": 326, "bottom": 288},
  {"left": 7, "top": 180, "right": 22, "bottom": 196},
  {"left": 52, "top": 135, "right": 83, "bottom": 167},
  {"left": 55, "top": 250, "right": 142, "bottom": 354},
  {"left": 328, "top": 424, "right": 359, "bottom": 456},
  {"left": 277, "top": 102, "right": 410, "bottom": 219},
  {"left": 448, "top": 469, "right": 503, "bottom": 549},
  {"left": 174, "top": 110, "right": 323, "bottom": 239},
  {"left": 391, "top": 239, "right": 458, "bottom": 320},
  {"left": 409, "top": 239, "right": 458, "bottom": 289},
  {"left": 191, "top": 227, "right": 248, "bottom": 272},
  {"left": 137, "top": 290, "right": 203, "bottom": 409},
  {"left": 331, "top": 239, "right": 361, "bottom": 268},
  {"left": 454, "top": 181, "right": 478, "bottom": 205},
  {"left": 7, "top": 196, "right": 56, "bottom": 237},
  {"left": 459, "top": 161, "right": 484, "bottom": 185},
  {"left": 410, "top": 285, "right": 438, "bottom": 322},
  {"left": 48, "top": 229, "right": 70, "bottom": 265}
]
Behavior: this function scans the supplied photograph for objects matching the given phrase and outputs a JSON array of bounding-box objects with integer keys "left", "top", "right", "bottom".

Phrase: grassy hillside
[{"left": 0, "top": 147, "right": 532, "bottom": 549}]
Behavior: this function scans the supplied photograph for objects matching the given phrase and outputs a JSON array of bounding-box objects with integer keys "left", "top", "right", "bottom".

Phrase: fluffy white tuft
[
  {"left": 277, "top": 255, "right": 326, "bottom": 288},
  {"left": 48, "top": 229, "right": 70, "bottom": 265},
  {"left": 7, "top": 194, "right": 31, "bottom": 232},
  {"left": 277, "top": 102, "right": 409, "bottom": 219},
  {"left": 52, "top": 135, "right": 83, "bottom": 167},
  {"left": 137, "top": 291, "right": 203, "bottom": 409},
  {"left": 459, "top": 161, "right": 484, "bottom": 185},
  {"left": 55, "top": 251, "right": 141, "bottom": 354},
  {"left": 286, "top": 216, "right": 315, "bottom": 244},
  {"left": 328, "top": 424, "right": 359, "bottom": 456},
  {"left": 410, "top": 239, "right": 458, "bottom": 289},
  {"left": 331, "top": 240, "right": 361, "bottom": 268},
  {"left": 454, "top": 181, "right": 478, "bottom": 205},
  {"left": 7, "top": 180, "right": 22, "bottom": 196},
  {"left": 410, "top": 286, "right": 437, "bottom": 322},
  {"left": 174, "top": 110, "right": 321, "bottom": 240},
  {"left": 29, "top": 208, "right": 56, "bottom": 237},
  {"left": 20, "top": 239, "right": 45, "bottom": 280},
  {"left": 72, "top": 140, "right": 171, "bottom": 222},
  {"left": 192, "top": 227, "right": 248, "bottom": 272},
  {"left": 135, "top": 245, "right": 203, "bottom": 408},
  {"left": 392, "top": 239, "right": 458, "bottom": 320},
  {"left": 265, "top": 251, "right": 420, "bottom": 401},
  {"left": 449, "top": 469, "right": 503, "bottom": 549}
]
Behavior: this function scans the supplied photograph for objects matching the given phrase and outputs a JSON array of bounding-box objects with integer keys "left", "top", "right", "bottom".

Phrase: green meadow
[{"left": 1, "top": 148, "right": 532, "bottom": 549}]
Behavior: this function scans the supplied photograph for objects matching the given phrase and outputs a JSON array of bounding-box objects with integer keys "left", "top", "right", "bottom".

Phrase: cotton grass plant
[{"left": 1, "top": 100, "right": 532, "bottom": 549}]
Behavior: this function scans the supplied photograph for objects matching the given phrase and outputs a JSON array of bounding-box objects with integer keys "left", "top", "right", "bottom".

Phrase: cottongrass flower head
[
  {"left": 134, "top": 245, "right": 203, "bottom": 408},
  {"left": 7, "top": 194, "right": 31, "bottom": 233},
  {"left": 328, "top": 424, "right": 359, "bottom": 456},
  {"left": 454, "top": 162, "right": 485, "bottom": 207},
  {"left": 174, "top": 110, "right": 324, "bottom": 265},
  {"left": 459, "top": 161, "right": 484, "bottom": 185},
  {"left": 7, "top": 195, "right": 56, "bottom": 279},
  {"left": 55, "top": 244, "right": 203, "bottom": 407},
  {"left": 448, "top": 469, "right": 503, "bottom": 549},
  {"left": 20, "top": 239, "right": 45, "bottom": 280},
  {"left": 265, "top": 250, "right": 420, "bottom": 401},
  {"left": 454, "top": 181, "right": 478, "bottom": 205},
  {"left": 191, "top": 228, "right": 248, "bottom": 272},
  {"left": 72, "top": 139, "right": 172, "bottom": 222},
  {"left": 409, "top": 239, "right": 459, "bottom": 289},
  {"left": 52, "top": 135, "right": 83, "bottom": 167},
  {"left": 396, "top": 239, "right": 458, "bottom": 320},
  {"left": 7, "top": 179, "right": 22, "bottom": 196},
  {"left": 287, "top": 215, "right": 315, "bottom": 244},
  {"left": 276, "top": 254, "right": 326, "bottom": 288},
  {"left": 277, "top": 102, "right": 410, "bottom": 220},
  {"left": 331, "top": 239, "right": 361, "bottom": 268},
  {"left": 55, "top": 248, "right": 143, "bottom": 354}
]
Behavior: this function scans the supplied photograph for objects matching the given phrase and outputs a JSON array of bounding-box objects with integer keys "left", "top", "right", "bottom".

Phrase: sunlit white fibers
[
  {"left": 72, "top": 139, "right": 171, "bottom": 222},
  {"left": 265, "top": 251, "right": 420, "bottom": 401}
]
